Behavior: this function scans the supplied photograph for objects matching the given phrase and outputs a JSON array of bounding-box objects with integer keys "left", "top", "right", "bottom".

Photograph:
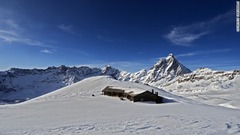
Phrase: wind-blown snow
[{"left": 1, "top": 76, "right": 240, "bottom": 135}]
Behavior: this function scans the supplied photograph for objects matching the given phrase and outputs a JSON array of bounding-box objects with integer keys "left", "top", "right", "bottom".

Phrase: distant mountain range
[
  {"left": 0, "top": 65, "right": 120, "bottom": 102},
  {"left": 0, "top": 53, "right": 239, "bottom": 103}
]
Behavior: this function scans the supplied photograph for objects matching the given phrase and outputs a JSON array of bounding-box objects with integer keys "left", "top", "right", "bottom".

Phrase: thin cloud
[
  {"left": 176, "top": 49, "right": 231, "bottom": 58},
  {"left": 0, "top": 19, "right": 49, "bottom": 47},
  {"left": 58, "top": 24, "right": 75, "bottom": 34},
  {"left": 166, "top": 29, "right": 208, "bottom": 46},
  {"left": 0, "top": 30, "right": 46, "bottom": 47},
  {"left": 5, "top": 19, "right": 20, "bottom": 30},
  {"left": 165, "top": 10, "right": 234, "bottom": 46},
  {"left": 41, "top": 49, "right": 53, "bottom": 54}
]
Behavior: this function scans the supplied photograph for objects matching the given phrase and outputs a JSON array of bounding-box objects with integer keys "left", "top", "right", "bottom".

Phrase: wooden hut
[
  {"left": 126, "top": 91, "right": 162, "bottom": 103},
  {"left": 102, "top": 86, "right": 163, "bottom": 103},
  {"left": 102, "top": 86, "right": 125, "bottom": 97}
]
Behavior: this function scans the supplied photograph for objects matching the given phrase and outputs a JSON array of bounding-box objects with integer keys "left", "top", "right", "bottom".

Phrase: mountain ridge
[
  {"left": 0, "top": 65, "right": 120, "bottom": 102},
  {"left": 0, "top": 54, "right": 239, "bottom": 104}
]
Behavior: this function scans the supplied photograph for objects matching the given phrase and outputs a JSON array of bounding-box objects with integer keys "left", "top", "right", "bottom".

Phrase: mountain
[
  {"left": 118, "top": 53, "right": 191, "bottom": 84},
  {"left": 142, "top": 53, "right": 191, "bottom": 83},
  {"left": 159, "top": 68, "right": 240, "bottom": 108},
  {"left": 1, "top": 53, "right": 240, "bottom": 108},
  {"left": 118, "top": 55, "right": 240, "bottom": 109},
  {"left": 1, "top": 76, "right": 240, "bottom": 135},
  {"left": 0, "top": 65, "right": 120, "bottom": 102},
  {"left": 118, "top": 54, "right": 240, "bottom": 108}
]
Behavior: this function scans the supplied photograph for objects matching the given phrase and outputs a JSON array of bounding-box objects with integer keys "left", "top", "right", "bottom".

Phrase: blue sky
[{"left": 0, "top": 0, "right": 239, "bottom": 72}]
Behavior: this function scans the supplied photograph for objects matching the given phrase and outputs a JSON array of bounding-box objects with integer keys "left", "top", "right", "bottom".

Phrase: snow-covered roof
[{"left": 107, "top": 86, "right": 147, "bottom": 95}]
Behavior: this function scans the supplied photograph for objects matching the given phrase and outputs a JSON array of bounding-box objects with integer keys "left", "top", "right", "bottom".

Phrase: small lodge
[{"left": 102, "top": 86, "right": 163, "bottom": 103}]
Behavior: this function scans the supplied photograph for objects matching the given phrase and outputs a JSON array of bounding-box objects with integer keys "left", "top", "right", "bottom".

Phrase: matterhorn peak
[
  {"left": 143, "top": 53, "right": 191, "bottom": 83},
  {"left": 166, "top": 53, "right": 175, "bottom": 60},
  {"left": 168, "top": 53, "right": 174, "bottom": 57}
]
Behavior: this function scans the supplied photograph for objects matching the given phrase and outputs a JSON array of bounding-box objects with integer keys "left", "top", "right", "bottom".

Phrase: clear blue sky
[{"left": 0, "top": 0, "right": 239, "bottom": 72}]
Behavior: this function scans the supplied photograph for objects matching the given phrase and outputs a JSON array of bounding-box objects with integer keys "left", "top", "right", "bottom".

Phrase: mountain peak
[
  {"left": 167, "top": 53, "right": 174, "bottom": 58},
  {"left": 166, "top": 53, "right": 175, "bottom": 61},
  {"left": 143, "top": 54, "right": 191, "bottom": 83},
  {"left": 101, "top": 65, "right": 120, "bottom": 78}
]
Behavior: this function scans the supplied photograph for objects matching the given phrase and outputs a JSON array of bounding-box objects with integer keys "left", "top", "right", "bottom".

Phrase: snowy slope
[
  {"left": 28, "top": 76, "right": 194, "bottom": 104},
  {"left": 0, "top": 65, "right": 120, "bottom": 102},
  {"left": 158, "top": 68, "right": 240, "bottom": 109},
  {"left": 1, "top": 76, "right": 240, "bottom": 135}
]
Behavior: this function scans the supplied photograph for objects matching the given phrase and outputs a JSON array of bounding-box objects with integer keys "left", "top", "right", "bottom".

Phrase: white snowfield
[
  {"left": 160, "top": 68, "right": 240, "bottom": 109},
  {"left": 1, "top": 76, "right": 240, "bottom": 135}
]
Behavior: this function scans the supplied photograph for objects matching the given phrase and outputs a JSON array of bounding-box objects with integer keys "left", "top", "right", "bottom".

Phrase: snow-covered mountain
[
  {"left": 118, "top": 53, "right": 191, "bottom": 84},
  {"left": 162, "top": 68, "right": 240, "bottom": 91},
  {"left": 0, "top": 65, "right": 120, "bottom": 102},
  {"left": 159, "top": 68, "right": 240, "bottom": 108},
  {"left": 1, "top": 76, "right": 240, "bottom": 135},
  {"left": 1, "top": 53, "right": 240, "bottom": 108},
  {"left": 118, "top": 54, "right": 240, "bottom": 108}
]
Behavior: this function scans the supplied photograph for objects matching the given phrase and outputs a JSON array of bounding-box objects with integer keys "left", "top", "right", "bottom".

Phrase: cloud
[
  {"left": 165, "top": 10, "right": 234, "bottom": 46},
  {"left": 57, "top": 24, "right": 75, "bottom": 34},
  {"left": 0, "top": 30, "right": 46, "bottom": 47},
  {"left": 176, "top": 49, "right": 231, "bottom": 58},
  {"left": 5, "top": 19, "right": 20, "bottom": 30},
  {"left": 41, "top": 49, "right": 53, "bottom": 54},
  {"left": 166, "top": 28, "right": 208, "bottom": 46},
  {"left": 0, "top": 19, "right": 49, "bottom": 47}
]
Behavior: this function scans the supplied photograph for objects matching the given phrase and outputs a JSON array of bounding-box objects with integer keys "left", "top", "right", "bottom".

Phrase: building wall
[
  {"left": 102, "top": 87, "right": 125, "bottom": 97},
  {"left": 132, "top": 91, "right": 162, "bottom": 103},
  {"left": 102, "top": 87, "right": 163, "bottom": 103},
  {"left": 103, "top": 91, "right": 124, "bottom": 97}
]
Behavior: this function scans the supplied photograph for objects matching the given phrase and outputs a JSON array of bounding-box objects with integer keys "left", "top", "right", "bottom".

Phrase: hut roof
[
  {"left": 102, "top": 86, "right": 125, "bottom": 93},
  {"left": 104, "top": 86, "right": 146, "bottom": 96}
]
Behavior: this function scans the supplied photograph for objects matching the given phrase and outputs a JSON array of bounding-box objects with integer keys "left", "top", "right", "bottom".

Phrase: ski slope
[{"left": 1, "top": 76, "right": 240, "bottom": 135}]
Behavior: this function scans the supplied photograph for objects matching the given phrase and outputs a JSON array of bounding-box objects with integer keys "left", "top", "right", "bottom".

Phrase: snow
[
  {"left": 1, "top": 54, "right": 240, "bottom": 134},
  {"left": 1, "top": 76, "right": 240, "bottom": 135},
  {"left": 219, "top": 103, "right": 238, "bottom": 109},
  {"left": 1, "top": 54, "right": 240, "bottom": 111},
  {"left": 107, "top": 86, "right": 147, "bottom": 95},
  {"left": 118, "top": 53, "right": 191, "bottom": 84},
  {"left": 160, "top": 68, "right": 240, "bottom": 109},
  {"left": 0, "top": 65, "right": 120, "bottom": 101}
]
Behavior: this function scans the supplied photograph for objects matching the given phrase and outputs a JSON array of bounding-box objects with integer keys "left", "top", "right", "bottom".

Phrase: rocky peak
[
  {"left": 101, "top": 65, "right": 120, "bottom": 78},
  {"left": 166, "top": 53, "right": 174, "bottom": 60},
  {"left": 144, "top": 54, "right": 191, "bottom": 83}
]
